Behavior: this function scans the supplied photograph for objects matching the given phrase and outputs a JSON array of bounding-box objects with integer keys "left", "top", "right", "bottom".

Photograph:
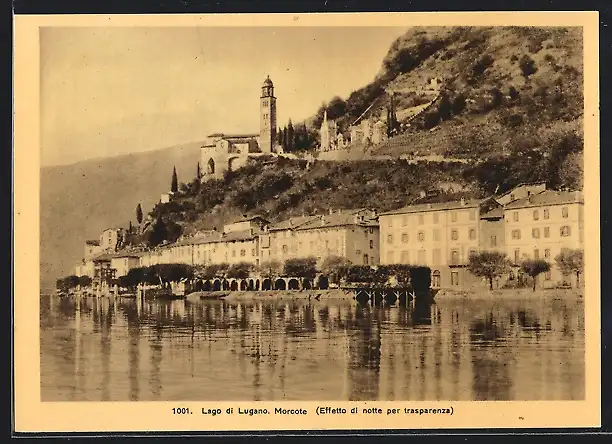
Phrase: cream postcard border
[{"left": 14, "top": 11, "right": 601, "bottom": 433}]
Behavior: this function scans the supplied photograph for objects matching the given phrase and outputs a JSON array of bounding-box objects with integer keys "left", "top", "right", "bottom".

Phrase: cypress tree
[
  {"left": 136, "top": 203, "right": 143, "bottom": 224},
  {"left": 282, "top": 126, "right": 288, "bottom": 149},
  {"left": 171, "top": 166, "right": 178, "bottom": 193},
  {"left": 196, "top": 162, "right": 202, "bottom": 181},
  {"left": 287, "top": 119, "right": 294, "bottom": 152}
]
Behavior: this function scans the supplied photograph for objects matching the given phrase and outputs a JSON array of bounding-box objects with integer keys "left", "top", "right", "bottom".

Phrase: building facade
[
  {"left": 259, "top": 209, "right": 379, "bottom": 269},
  {"left": 379, "top": 198, "right": 503, "bottom": 288},
  {"left": 504, "top": 190, "right": 584, "bottom": 284}
]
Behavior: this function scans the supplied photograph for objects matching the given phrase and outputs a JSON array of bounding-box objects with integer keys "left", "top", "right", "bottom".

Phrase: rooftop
[
  {"left": 504, "top": 190, "right": 583, "bottom": 210},
  {"left": 379, "top": 198, "right": 488, "bottom": 216}
]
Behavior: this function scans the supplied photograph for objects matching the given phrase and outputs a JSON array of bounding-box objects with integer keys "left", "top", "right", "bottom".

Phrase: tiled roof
[
  {"left": 295, "top": 210, "right": 378, "bottom": 231},
  {"left": 379, "top": 198, "right": 487, "bottom": 216},
  {"left": 495, "top": 181, "right": 546, "bottom": 199},
  {"left": 504, "top": 190, "right": 583, "bottom": 210},
  {"left": 481, "top": 207, "right": 504, "bottom": 219},
  {"left": 268, "top": 215, "right": 319, "bottom": 231}
]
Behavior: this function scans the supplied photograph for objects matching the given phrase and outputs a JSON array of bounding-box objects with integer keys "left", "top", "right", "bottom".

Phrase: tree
[
  {"left": 171, "top": 166, "right": 178, "bottom": 193},
  {"left": 287, "top": 120, "right": 295, "bottom": 152},
  {"left": 282, "top": 126, "right": 288, "bottom": 149},
  {"left": 468, "top": 251, "right": 512, "bottom": 290},
  {"left": 283, "top": 257, "right": 317, "bottom": 279},
  {"left": 196, "top": 162, "right": 202, "bottom": 181},
  {"left": 519, "top": 54, "right": 538, "bottom": 78},
  {"left": 320, "top": 255, "right": 352, "bottom": 285},
  {"left": 136, "top": 203, "right": 143, "bottom": 225},
  {"left": 227, "top": 262, "right": 253, "bottom": 280},
  {"left": 520, "top": 259, "right": 551, "bottom": 291},
  {"left": 555, "top": 249, "right": 584, "bottom": 287},
  {"left": 257, "top": 260, "right": 282, "bottom": 278},
  {"left": 438, "top": 92, "right": 452, "bottom": 121}
]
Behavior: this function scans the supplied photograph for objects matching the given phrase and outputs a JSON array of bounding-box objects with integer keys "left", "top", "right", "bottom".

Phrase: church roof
[{"left": 263, "top": 75, "right": 273, "bottom": 87}]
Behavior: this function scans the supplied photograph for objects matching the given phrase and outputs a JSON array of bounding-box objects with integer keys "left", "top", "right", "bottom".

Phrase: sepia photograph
[{"left": 13, "top": 11, "right": 600, "bottom": 432}]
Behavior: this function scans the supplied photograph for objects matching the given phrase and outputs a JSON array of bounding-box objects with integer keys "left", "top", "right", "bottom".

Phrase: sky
[{"left": 40, "top": 26, "right": 408, "bottom": 167}]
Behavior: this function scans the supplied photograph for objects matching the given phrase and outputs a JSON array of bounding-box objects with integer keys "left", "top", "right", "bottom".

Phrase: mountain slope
[
  {"left": 40, "top": 142, "right": 202, "bottom": 292},
  {"left": 307, "top": 26, "right": 583, "bottom": 159}
]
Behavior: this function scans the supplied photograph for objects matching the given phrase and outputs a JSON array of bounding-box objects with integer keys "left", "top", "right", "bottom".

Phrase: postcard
[{"left": 13, "top": 11, "right": 600, "bottom": 433}]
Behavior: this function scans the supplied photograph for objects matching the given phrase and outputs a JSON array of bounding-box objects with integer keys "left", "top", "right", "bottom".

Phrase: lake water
[{"left": 39, "top": 293, "right": 585, "bottom": 402}]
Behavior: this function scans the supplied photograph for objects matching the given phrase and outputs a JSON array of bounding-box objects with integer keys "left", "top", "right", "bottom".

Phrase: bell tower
[{"left": 260, "top": 75, "right": 277, "bottom": 153}]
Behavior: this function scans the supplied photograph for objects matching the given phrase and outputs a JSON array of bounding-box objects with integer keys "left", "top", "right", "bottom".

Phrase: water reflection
[{"left": 40, "top": 294, "right": 585, "bottom": 402}]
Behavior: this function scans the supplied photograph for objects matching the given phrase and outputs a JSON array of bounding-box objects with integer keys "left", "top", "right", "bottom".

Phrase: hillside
[
  {"left": 305, "top": 26, "right": 583, "bottom": 160},
  {"left": 40, "top": 142, "right": 202, "bottom": 292}
]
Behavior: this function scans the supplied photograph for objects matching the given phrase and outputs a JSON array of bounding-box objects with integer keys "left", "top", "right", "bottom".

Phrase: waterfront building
[
  {"left": 110, "top": 252, "right": 140, "bottom": 277},
  {"left": 259, "top": 209, "right": 380, "bottom": 268},
  {"left": 378, "top": 197, "right": 503, "bottom": 288},
  {"left": 503, "top": 190, "right": 584, "bottom": 284}
]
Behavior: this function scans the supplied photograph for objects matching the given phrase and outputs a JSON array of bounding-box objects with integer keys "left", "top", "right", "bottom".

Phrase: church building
[{"left": 200, "top": 76, "right": 279, "bottom": 180}]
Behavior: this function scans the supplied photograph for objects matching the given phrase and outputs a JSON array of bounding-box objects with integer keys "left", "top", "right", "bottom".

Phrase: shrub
[{"left": 519, "top": 55, "right": 538, "bottom": 78}]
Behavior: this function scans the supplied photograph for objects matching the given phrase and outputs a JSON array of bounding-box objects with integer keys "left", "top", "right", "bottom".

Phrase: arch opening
[
  {"left": 288, "top": 278, "right": 300, "bottom": 290},
  {"left": 274, "top": 279, "right": 287, "bottom": 291}
]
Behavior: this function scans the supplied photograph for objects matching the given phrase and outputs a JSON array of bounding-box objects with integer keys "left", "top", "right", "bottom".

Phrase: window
[
  {"left": 387, "top": 218, "right": 393, "bottom": 227},
  {"left": 532, "top": 228, "right": 540, "bottom": 239},
  {"left": 544, "top": 227, "right": 550, "bottom": 238},
  {"left": 417, "top": 250, "right": 426, "bottom": 264},
  {"left": 511, "top": 229, "right": 521, "bottom": 240},
  {"left": 368, "top": 227, "right": 374, "bottom": 234},
  {"left": 533, "top": 210, "right": 539, "bottom": 221},
  {"left": 490, "top": 235, "right": 497, "bottom": 247},
  {"left": 432, "top": 270, "right": 441, "bottom": 288},
  {"left": 433, "top": 249, "right": 441, "bottom": 264},
  {"left": 543, "top": 209, "right": 550, "bottom": 219},
  {"left": 369, "top": 240, "right": 374, "bottom": 249},
  {"left": 363, "top": 254, "right": 369, "bottom": 265},
  {"left": 402, "top": 216, "right": 408, "bottom": 226},
  {"left": 514, "top": 249, "right": 520, "bottom": 263},
  {"left": 468, "top": 248, "right": 477, "bottom": 258},
  {"left": 562, "top": 207, "right": 569, "bottom": 218},
  {"left": 433, "top": 213, "right": 439, "bottom": 224},
  {"left": 282, "top": 245, "right": 289, "bottom": 253},
  {"left": 468, "top": 228, "right": 476, "bottom": 240},
  {"left": 451, "top": 229, "right": 459, "bottom": 241},
  {"left": 387, "top": 234, "right": 393, "bottom": 244},
  {"left": 450, "top": 249, "right": 459, "bottom": 263},
  {"left": 451, "top": 271, "right": 459, "bottom": 286},
  {"left": 387, "top": 251, "right": 394, "bottom": 264},
  {"left": 534, "top": 249, "right": 539, "bottom": 259},
  {"left": 401, "top": 251, "right": 410, "bottom": 263},
  {"left": 451, "top": 212, "right": 458, "bottom": 222},
  {"left": 544, "top": 249, "right": 550, "bottom": 259},
  {"left": 402, "top": 233, "right": 409, "bottom": 243},
  {"left": 418, "top": 231, "right": 425, "bottom": 242},
  {"left": 240, "top": 249, "right": 246, "bottom": 257},
  {"left": 418, "top": 214, "right": 424, "bottom": 225},
  {"left": 513, "top": 212, "right": 519, "bottom": 222},
  {"left": 469, "top": 210, "right": 476, "bottom": 221},
  {"left": 560, "top": 226, "right": 571, "bottom": 237},
  {"left": 433, "top": 229, "right": 440, "bottom": 242}
]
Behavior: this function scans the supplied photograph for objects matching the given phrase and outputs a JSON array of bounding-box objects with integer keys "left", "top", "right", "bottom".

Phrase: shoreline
[{"left": 434, "top": 287, "right": 584, "bottom": 300}]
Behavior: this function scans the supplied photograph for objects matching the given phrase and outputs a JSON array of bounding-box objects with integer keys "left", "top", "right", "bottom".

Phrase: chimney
[
  {"left": 329, "top": 208, "right": 333, "bottom": 215},
  {"left": 321, "top": 216, "right": 325, "bottom": 226},
  {"left": 419, "top": 190, "right": 426, "bottom": 199},
  {"left": 427, "top": 203, "right": 432, "bottom": 209},
  {"left": 460, "top": 198, "right": 465, "bottom": 206}
]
